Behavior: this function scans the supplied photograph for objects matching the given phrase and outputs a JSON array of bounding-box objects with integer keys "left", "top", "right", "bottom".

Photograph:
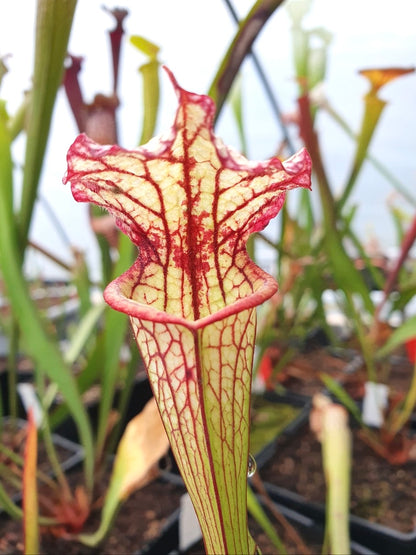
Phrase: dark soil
[
  {"left": 273, "top": 345, "right": 412, "bottom": 401},
  {"left": 265, "top": 345, "right": 416, "bottom": 533},
  {"left": 259, "top": 419, "right": 416, "bottom": 534},
  {"left": 0, "top": 417, "right": 185, "bottom": 554},
  {"left": 0, "top": 476, "right": 185, "bottom": 554},
  {"left": 0, "top": 468, "right": 310, "bottom": 554},
  {"left": 3, "top": 424, "right": 414, "bottom": 554}
]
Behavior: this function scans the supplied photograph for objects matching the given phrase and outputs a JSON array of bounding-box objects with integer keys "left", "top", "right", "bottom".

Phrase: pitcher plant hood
[{"left": 64, "top": 67, "right": 311, "bottom": 328}]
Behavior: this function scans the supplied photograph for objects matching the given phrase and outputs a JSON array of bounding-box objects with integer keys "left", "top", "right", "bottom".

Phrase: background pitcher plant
[{"left": 64, "top": 67, "right": 311, "bottom": 554}]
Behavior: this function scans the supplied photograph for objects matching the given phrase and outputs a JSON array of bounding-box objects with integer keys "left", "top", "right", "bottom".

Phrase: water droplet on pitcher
[{"left": 247, "top": 453, "right": 257, "bottom": 478}]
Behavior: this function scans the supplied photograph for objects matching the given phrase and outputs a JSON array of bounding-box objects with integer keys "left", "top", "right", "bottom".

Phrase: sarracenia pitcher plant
[{"left": 64, "top": 67, "right": 311, "bottom": 553}]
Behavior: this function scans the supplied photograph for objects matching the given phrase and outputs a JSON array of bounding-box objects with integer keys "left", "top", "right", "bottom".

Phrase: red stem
[{"left": 376, "top": 213, "right": 416, "bottom": 319}]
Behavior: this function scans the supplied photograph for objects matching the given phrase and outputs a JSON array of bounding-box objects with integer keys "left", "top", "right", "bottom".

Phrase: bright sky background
[{"left": 1, "top": 0, "right": 415, "bottom": 278}]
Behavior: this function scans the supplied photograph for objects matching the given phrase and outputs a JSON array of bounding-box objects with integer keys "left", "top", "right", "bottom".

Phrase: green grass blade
[
  {"left": 388, "top": 359, "right": 416, "bottom": 435},
  {"left": 95, "top": 233, "right": 135, "bottom": 457},
  {"left": 64, "top": 301, "right": 107, "bottom": 365},
  {"left": 0, "top": 481, "right": 23, "bottom": 519},
  {"left": 325, "top": 230, "right": 374, "bottom": 315},
  {"left": 337, "top": 95, "right": 385, "bottom": 212},
  {"left": 18, "top": 0, "right": 77, "bottom": 245},
  {"left": 229, "top": 75, "right": 248, "bottom": 155},
  {"left": 320, "top": 373, "right": 364, "bottom": 426},
  {"left": 376, "top": 316, "right": 416, "bottom": 359},
  {"left": 247, "top": 485, "right": 287, "bottom": 553}
]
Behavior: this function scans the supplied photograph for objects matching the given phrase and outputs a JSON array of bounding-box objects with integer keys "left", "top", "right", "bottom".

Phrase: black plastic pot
[
  {"left": 135, "top": 491, "right": 372, "bottom": 555},
  {"left": 134, "top": 500, "right": 322, "bottom": 555},
  {"left": 251, "top": 389, "right": 311, "bottom": 469},
  {"left": 135, "top": 507, "right": 181, "bottom": 555},
  {"left": 0, "top": 369, "right": 34, "bottom": 418},
  {"left": 263, "top": 481, "right": 416, "bottom": 555}
]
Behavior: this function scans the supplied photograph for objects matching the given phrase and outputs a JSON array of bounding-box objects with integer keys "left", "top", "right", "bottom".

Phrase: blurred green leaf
[
  {"left": 326, "top": 231, "right": 374, "bottom": 315},
  {"left": 0, "top": 101, "right": 13, "bottom": 210},
  {"left": 323, "top": 102, "right": 416, "bottom": 207},
  {"left": 388, "top": 359, "right": 416, "bottom": 435},
  {"left": 7, "top": 92, "right": 30, "bottom": 141},
  {"left": 337, "top": 95, "right": 386, "bottom": 212},
  {"left": 306, "top": 27, "right": 332, "bottom": 91},
  {"left": 320, "top": 373, "right": 364, "bottom": 426},
  {"left": 285, "top": 0, "right": 312, "bottom": 25},
  {"left": 377, "top": 316, "right": 416, "bottom": 359},
  {"left": 247, "top": 485, "right": 287, "bottom": 553},
  {"left": 208, "top": 0, "right": 285, "bottom": 121},
  {"left": 19, "top": 0, "right": 77, "bottom": 246},
  {"left": 229, "top": 75, "right": 248, "bottom": 155},
  {"left": 64, "top": 301, "right": 107, "bottom": 365},
  {"left": 95, "top": 232, "right": 135, "bottom": 459}
]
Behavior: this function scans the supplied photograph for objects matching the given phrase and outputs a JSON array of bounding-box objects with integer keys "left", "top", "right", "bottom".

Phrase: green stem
[
  {"left": 105, "top": 346, "right": 140, "bottom": 457},
  {"left": 35, "top": 373, "right": 73, "bottom": 500},
  {"left": 6, "top": 321, "right": 19, "bottom": 420},
  {"left": 297, "top": 93, "right": 376, "bottom": 377},
  {"left": 95, "top": 233, "right": 134, "bottom": 462},
  {"left": 388, "top": 360, "right": 416, "bottom": 436},
  {"left": 343, "top": 290, "right": 376, "bottom": 383}
]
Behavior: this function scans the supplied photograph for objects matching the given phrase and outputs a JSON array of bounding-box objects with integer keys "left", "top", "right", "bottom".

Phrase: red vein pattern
[{"left": 64, "top": 67, "right": 311, "bottom": 553}]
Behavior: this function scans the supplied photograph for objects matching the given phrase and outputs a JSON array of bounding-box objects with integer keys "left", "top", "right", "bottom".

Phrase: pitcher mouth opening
[{"left": 103, "top": 268, "right": 278, "bottom": 332}]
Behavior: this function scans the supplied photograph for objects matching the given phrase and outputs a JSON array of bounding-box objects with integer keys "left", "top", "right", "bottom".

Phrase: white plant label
[
  {"left": 17, "top": 383, "right": 43, "bottom": 427},
  {"left": 362, "top": 381, "right": 389, "bottom": 427},
  {"left": 179, "top": 492, "right": 202, "bottom": 551}
]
